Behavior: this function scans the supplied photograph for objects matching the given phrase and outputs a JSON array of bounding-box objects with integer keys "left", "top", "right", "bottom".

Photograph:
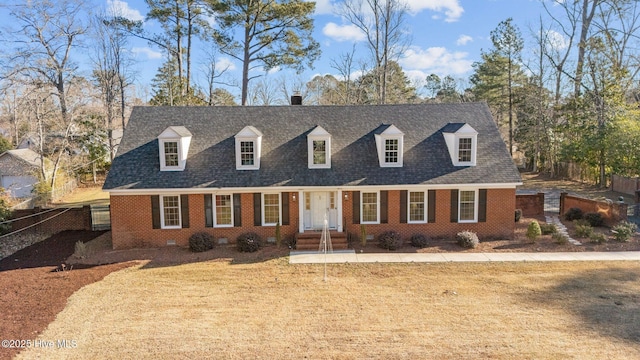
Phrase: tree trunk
[
  {"left": 574, "top": 0, "right": 599, "bottom": 97},
  {"left": 241, "top": 24, "right": 251, "bottom": 106}
]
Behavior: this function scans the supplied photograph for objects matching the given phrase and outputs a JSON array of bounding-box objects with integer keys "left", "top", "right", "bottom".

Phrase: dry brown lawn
[{"left": 16, "top": 259, "right": 640, "bottom": 359}]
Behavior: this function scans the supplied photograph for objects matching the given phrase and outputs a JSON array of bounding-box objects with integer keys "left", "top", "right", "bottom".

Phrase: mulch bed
[{"left": 0, "top": 231, "right": 135, "bottom": 360}]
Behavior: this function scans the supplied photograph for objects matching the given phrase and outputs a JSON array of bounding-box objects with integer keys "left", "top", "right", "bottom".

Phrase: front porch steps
[{"left": 295, "top": 231, "right": 349, "bottom": 251}]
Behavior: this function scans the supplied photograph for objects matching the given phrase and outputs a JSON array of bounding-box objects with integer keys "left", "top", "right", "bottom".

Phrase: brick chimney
[{"left": 290, "top": 94, "right": 302, "bottom": 105}]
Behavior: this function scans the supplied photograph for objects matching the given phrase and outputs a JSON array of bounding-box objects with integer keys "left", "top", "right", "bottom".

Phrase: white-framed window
[
  {"left": 375, "top": 125, "right": 404, "bottom": 167},
  {"left": 385, "top": 139, "right": 399, "bottom": 164},
  {"left": 240, "top": 141, "right": 255, "bottom": 166},
  {"left": 262, "top": 193, "right": 281, "bottom": 226},
  {"left": 235, "top": 126, "right": 262, "bottom": 170},
  {"left": 215, "top": 194, "right": 233, "bottom": 227},
  {"left": 161, "top": 195, "right": 181, "bottom": 229},
  {"left": 313, "top": 140, "right": 327, "bottom": 165},
  {"left": 163, "top": 141, "right": 179, "bottom": 167},
  {"left": 459, "top": 189, "right": 478, "bottom": 223},
  {"left": 361, "top": 191, "right": 379, "bottom": 224},
  {"left": 408, "top": 191, "right": 426, "bottom": 223},
  {"left": 443, "top": 124, "right": 477, "bottom": 167},
  {"left": 308, "top": 126, "right": 331, "bottom": 169},
  {"left": 158, "top": 126, "right": 192, "bottom": 171},
  {"left": 458, "top": 137, "right": 473, "bottom": 163}
]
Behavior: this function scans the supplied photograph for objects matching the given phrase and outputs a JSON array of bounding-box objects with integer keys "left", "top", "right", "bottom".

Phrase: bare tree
[
  {"left": 338, "top": 0, "right": 410, "bottom": 104},
  {"left": 329, "top": 45, "right": 358, "bottom": 104},
  {"left": 91, "top": 11, "right": 135, "bottom": 161},
  {"left": 199, "top": 46, "right": 235, "bottom": 106},
  {"left": 2, "top": 0, "right": 88, "bottom": 187}
]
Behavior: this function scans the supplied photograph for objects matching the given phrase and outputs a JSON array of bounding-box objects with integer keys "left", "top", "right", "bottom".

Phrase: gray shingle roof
[
  {"left": 0, "top": 149, "right": 43, "bottom": 168},
  {"left": 103, "top": 103, "right": 521, "bottom": 190}
]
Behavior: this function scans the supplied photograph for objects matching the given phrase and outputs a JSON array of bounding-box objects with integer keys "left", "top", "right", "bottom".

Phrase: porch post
[
  {"left": 298, "top": 190, "right": 304, "bottom": 233},
  {"left": 337, "top": 190, "right": 343, "bottom": 232}
]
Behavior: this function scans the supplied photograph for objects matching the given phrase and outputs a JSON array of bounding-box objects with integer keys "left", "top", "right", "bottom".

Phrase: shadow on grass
[
  {"left": 526, "top": 267, "right": 640, "bottom": 344},
  {"left": 130, "top": 245, "right": 292, "bottom": 270}
]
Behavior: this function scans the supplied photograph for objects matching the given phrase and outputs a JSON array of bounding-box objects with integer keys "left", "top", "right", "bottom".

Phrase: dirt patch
[
  {"left": 0, "top": 231, "right": 136, "bottom": 360},
  {"left": 518, "top": 172, "right": 635, "bottom": 203}
]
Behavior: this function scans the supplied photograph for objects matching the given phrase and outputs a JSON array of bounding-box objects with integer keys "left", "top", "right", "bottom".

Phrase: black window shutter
[
  {"left": 450, "top": 189, "right": 459, "bottom": 223},
  {"left": 180, "top": 195, "right": 190, "bottom": 228},
  {"left": 204, "top": 194, "right": 213, "bottom": 228},
  {"left": 380, "top": 191, "right": 388, "bottom": 224},
  {"left": 399, "top": 190, "right": 408, "bottom": 224},
  {"left": 281, "top": 192, "right": 290, "bottom": 225},
  {"left": 253, "top": 193, "right": 262, "bottom": 226},
  {"left": 151, "top": 195, "right": 161, "bottom": 229},
  {"left": 478, "top": 189, "right": 487, "bottom": 223},
  {"left": 428, "top": 190, "right": 436, "bottom": 223},
  {"left": 233, "top": 193, "right": 242, "bottom": 227},
  {"left": 352, "top": 191, "right": 360, "bottom": 224}
]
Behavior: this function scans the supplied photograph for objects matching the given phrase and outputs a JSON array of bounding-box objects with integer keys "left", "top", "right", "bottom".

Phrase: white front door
[{"left": 311, "top": 192, "right": 328, "bottom": 229}]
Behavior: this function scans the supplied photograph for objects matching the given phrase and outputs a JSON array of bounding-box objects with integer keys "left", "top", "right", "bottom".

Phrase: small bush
[
  {"left": 574, "top": 219, "right": 590, "bottom": 227},
  {"left": 552, "top": 232, "right": 569, "bottom": 245},
  {"left": 515, "top": 209, "right": 522, "bottom": 223},
  {"left": 189, "top": 232, "right": 214, "bottom": 252},
  {"left": 574, "top": 224, "right": 593, "bottom": 238},
  {"left": 589, "top": 232, "right": 607, "bottom": 244},
  {"left": 456, "top": 230, "right": 479, "bottom": 249},
  {"left": 564, "top": 207, "right": 584, "bottom": 221},
  {"left": 275, "top": 222, "right": 281, "bottom": 247},
  {"left": 377, "top": 231, "right": 402, "bottom": 250},
  {"left": 237, "top": 232, "right": 263, "bottom": 252},
  {"left": 540, "top": 223, "right": 557, "bottom": 235},
  {"left": 612, "top": 221, "right": 638, "bottom": 242},
  {"left": 409, "top": 234, "right": 430, "bottom": 248},
  {"left": 584, "top": 212, "right": 604, "bottom": 227},
  {"left": 526, "top": 221, "right": 542, "bottom": 242},
  {"left": 74, "top": 241, "right": 88, "bottom": 258}
]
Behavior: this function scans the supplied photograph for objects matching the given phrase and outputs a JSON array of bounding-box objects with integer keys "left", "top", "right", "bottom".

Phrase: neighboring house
[
  {"left": 103, "top": 102, "right": 522, "bottom": 249},
  {"left": 0, "top": 149, "right": 43, "bottom": 198}
]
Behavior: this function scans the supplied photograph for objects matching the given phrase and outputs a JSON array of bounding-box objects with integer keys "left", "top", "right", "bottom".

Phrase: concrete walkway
[{"left": 289, "top": 250, "right": 640, "bottom": 264}]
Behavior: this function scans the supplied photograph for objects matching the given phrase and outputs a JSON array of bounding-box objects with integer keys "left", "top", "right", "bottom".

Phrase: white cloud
[
  {"left": 399, "top": 46, "right": 473, "bottom": 75},
  {"left": 546, "top": 30, "right": 569, "bottom": 51},
  {"left": 405, "top": 0, "right": 464, "bottom": 22},
  {"left": 267, "top": 66, "right": 281, "bottom": 75},
  {"left": 456, "top": 34, "right": 472, "bottom": 46},
  {"left": 107, "top": 0, "right": 144, "bottom": 21},
  {"left": 323, "top": 23, "right": 366, "bottom": 42},
  {"left": 132, "top": 47, "right": 162, "bottom": 60},
  {"left": 216, "top": 57, "right": 236, "bottom": 71},
  {"left": 311, "top": 0, "right": 334, "bottom": 15}
]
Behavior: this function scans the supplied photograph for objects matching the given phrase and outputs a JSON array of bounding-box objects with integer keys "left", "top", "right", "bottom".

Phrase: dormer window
[
  {"left": 375, "top": 124, "right": 404, "bottom": 167},
  {"left": 235, "top": 126, "right": 262, "bottom": 170},
  {"left": 443, "top": 123, "right": 478, "bottom": 166},
  {"left": 158, "top": 126, "right": 192, "bottom": 171},
  {"left": 458, "top": 137, "right": 472, "bottom": 162},
  {"left": 307, "top": 126, "right": 331, "bottom": 169}
]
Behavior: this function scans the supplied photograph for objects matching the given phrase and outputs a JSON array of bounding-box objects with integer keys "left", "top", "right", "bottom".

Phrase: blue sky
[{"left": 22, "top": 0, "right": 553, "bottom": 99}]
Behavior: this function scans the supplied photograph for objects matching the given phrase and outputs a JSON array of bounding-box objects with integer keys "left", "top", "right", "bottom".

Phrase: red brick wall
[
  {"left": 111, "top": 188, "right": 516, "bottom": 249},
  {"left": 343, "top": 189, "right": 515, "bottom": 241},
  {"left": 10, "top": 206, "right": 92, "bottom": 234},
  {"left": 560, "top": 193, "right": 627, "bottom": 227},
  {"left": 110, "top": 193, "right": 300, "bottom": 249},
  {"left": 516, "top": 193, "right": 545, "bottom": 216}
]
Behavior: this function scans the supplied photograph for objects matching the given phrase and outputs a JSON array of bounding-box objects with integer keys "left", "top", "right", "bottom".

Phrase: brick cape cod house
[{"left": 103, "top": 102, "right": 522, "bottom": 249}]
